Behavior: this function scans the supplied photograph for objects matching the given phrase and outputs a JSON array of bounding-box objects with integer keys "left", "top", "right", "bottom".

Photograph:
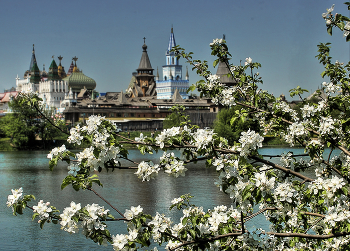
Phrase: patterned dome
[{"left": 63, "top": 71, "right": 96, "bottom": 92}]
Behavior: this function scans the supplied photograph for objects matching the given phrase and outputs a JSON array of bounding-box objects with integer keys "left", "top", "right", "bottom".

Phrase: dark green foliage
[
  {"left": 213, "top": 105, "right": 259, "bottom": 145},
  {"left": 163, "top": 105, "right": 190, "bottom": 129},
  {"left": 0, "top": 96, "right": 67, "bottom": 149}
]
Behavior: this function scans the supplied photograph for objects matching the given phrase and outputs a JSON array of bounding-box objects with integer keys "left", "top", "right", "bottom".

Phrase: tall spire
[
  {"left": 29, "top": 44, "right": 37, "bottom": 72},
  {"left": 167, "top": 27, "right": 176, "bottom": 54}
]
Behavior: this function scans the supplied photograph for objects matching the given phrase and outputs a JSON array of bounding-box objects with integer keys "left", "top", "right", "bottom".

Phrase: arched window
[
  {"left": 172, "top": 57, "right": 174, "bottom": 65},
  {"left": 164, "top": 76, "right": 167, "bottom": 80}
]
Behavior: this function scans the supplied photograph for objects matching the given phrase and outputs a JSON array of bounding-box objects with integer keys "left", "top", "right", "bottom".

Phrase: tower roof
[
  {"left": 29, "top": 44, "right": 37, "bottom": 72},
  {"left": 216, "top": 60, "right": 237, "bottom": 85},
  {"left": 166, "top": 27, "right": 176, "bottom": 54},
  {"left": 30, "top": 62, "right": 41, "bottom": 84},
  {"left": 137, "top": 41, "right": 153, "bottom": 71},
  {"left": 63, "top": 71, "right": 96, "bottom": 91}
]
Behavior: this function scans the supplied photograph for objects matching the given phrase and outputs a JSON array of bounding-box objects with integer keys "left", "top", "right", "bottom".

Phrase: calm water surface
[{"left": 0, "top": 147, "right": 338, "bottom": 250}]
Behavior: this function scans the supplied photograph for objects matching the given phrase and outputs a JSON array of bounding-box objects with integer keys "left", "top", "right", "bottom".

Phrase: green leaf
[
  {"left": 187, "top": 84, "right": 196, "bottom": 93},
  {"left": 327, "top": 25, "right": 333, "bottom": 36}
]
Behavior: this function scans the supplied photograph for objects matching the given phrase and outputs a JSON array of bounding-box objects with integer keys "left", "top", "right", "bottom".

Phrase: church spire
[
  {"left": 137, "top": 38, "right": 153, "bottom": 70},
  {"left": 167, "top": 27, "right": 176, "bottom": 54},
  {"left": 29, "top": 44, "right": 37, "bottom": 72}
]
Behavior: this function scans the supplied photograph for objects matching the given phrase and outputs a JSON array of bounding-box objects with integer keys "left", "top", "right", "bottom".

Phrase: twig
[{"left": 88, "top": 187, "right": 125, "bottom": 218}]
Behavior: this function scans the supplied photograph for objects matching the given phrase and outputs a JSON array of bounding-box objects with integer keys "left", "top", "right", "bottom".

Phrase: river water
[{"left": 0, "top": 147, "right": 333, "bottom": 250}]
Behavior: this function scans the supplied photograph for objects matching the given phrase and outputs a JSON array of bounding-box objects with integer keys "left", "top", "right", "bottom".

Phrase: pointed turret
[
  {"left": 30, "top": 62, "right": 41, "bottom": 84},
  {"left": 172, "top": 88, "right": 183, "bottom": 103},
  {"left": 132, "top": 38, "right": 156, "bottom": 97},
  {"left": 29, "top": 44, "right": 37, "bottom": 72},
  {"left": 215, "top": 35, "right": 237, "bottom": 87},
  {"left": 67, "top": 61, "right": 74, "bottom": 75},
  {"left": 137, "top": 40, "right": 153, "bottom": 71},
  {"left": 167, "top": 27, "right": 176, "bottom": 55},
  {"left": 48, "top": 57, "right": 60, "bottom": 80}
]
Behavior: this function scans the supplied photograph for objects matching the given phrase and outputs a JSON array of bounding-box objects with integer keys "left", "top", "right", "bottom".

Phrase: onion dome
[{"left": 63, "top": 71, "right": 96, "bottom": 93}]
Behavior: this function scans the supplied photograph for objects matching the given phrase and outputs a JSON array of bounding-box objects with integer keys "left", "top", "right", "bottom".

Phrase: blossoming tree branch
[{"left": 7, "top": 3, "right": 350, "bottom": 250}]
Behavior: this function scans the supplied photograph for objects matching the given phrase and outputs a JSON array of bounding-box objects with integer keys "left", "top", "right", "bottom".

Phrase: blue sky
[{"left": 0, "top": 0, "right": 349, "bottom": 100}]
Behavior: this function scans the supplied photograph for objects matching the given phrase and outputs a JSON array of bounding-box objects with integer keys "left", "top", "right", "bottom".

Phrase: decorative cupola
[
  {"left": 62, "top": 57, "right": 96, "bottom": 94},
  {"left": 72, "top": 56, "right": 79, "bottom": 72},
  {"left": 30, "top": 62, "right": 41, "bottom": 84},
  {"left": 57, "top": 55, "right": 67, "bottom": 79},
  {"left": 48, "top": 57, "right": 60, "bottom": 80}
]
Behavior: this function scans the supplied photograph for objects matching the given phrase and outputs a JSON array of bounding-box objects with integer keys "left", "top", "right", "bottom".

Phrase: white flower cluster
[
  {"left": 60, "top": 201, "right": 82, "bottom": 233},
  {"left": 67, "top": 164, "right": 80, "bottom": 176},
  {"left": 124, "top": 205, "right": 143, "bottom": 220},
  {"left": 322, "top": 4, "right": 335, "bottom": 25},
  {"left": 325, "top": 205, "right": 350, "bottom": 227},
  {"left": 308, "top": 176, "right": 345, "bottom": 200},
  {"left": 323, "top": 81, "right": 341, "bottom": 94},
  {"left": 280, "top": 152, "right": 293, "bottom": 167},
  {"left": 75, "top": 145, "right": 120, "bottom": 171},
  {"left": 283, "top": 122, "right": 306, "bottom": 146},
  {"left": 274, "top": 101, "right": 299, "bottom": 121},
  {"left": 245, "top": 57, "right": 252, "bottom": 66},
  {"left": 274, "top": 182, "right": 295, "bottom": 204},
  {"left": 300, "top": 104, "right": 316, "bottom": 118},
  {"left": 33, "top": 200, "right": 53, "bottom": 220},
  {"left": 318, "top": 116, "right": 336, "bottom": 136},
  {"left": 254, "top": 172, "right": 275, "bottom": 191},
  {"left": 208, "top": 206, "right": 229, "bottom": 232},
  {"left": 155, "top": 126, "right": 183, "bottom": 149},
  {"left": 82, "top": 203, "right": 109, "bottom": 235},
  {"left": 135, "top": 161, "right": 160, "bottom": 181},
  {"left": 171, "top": 197, "right": 184, "bottom": 205},
  {"left": 206, "top": 74, "right": 220, "bottom": 90},
  {"left": 60, "top": 202, "right": 109, "bottom": 236},
  {"left": 344, "top": 21, "right": 350, "bottom": 37},
  {"left": 160, "top": 152, "right": 187, "bottom": 177},
  {"left": 238, "top": 129, "right": 264, "bottom": 157},
  {"left": 68, "top": 125, "right": 84, "bottom": 145},
  {"left": 192, "top": 128, "right": 215, "bottom": 150},
  {"left": 209, "top": 38, "right": 224, "bottom": 46},
  {"left": 47, "top": 145, "right": 67, "bottom": 160},
  {"left": 68, "top": 116, "right": 114, "bottom": 148},
  {"left": 148, "top": 212, "right": 172, "bottom": 242},
  {"left": 6, "top": 187, "right": 23, "bottom": 207}
]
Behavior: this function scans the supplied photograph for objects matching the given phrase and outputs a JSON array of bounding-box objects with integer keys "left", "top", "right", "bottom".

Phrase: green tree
[
  {"left": 163, "top": 105, "right": 190, "bottom": 129},
  {"left": 0, "top": 93, "right": 67, "bottom": 149},
  {"left": 214, "top": 105, "right": 259, "bottom": 145}
]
